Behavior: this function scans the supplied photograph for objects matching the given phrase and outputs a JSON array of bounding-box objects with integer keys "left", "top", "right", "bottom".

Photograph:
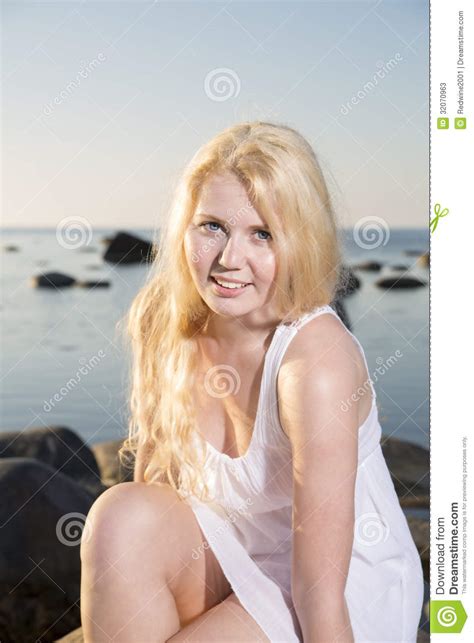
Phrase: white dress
[{"left": 181, "top": 304, "right": 424, "bottom": 642}]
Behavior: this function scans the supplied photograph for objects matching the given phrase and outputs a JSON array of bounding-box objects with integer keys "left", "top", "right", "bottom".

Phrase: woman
[{"left": 80, "top": 122, "right": 424, "bottom": 642}]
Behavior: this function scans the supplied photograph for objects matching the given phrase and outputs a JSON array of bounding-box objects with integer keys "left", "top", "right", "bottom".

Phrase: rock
[
  {"left": 381, "top": 437, "right": 429, "bottom": 499},
  {"left": 0, "top": 458, "right": 97, "bottom": 642},
  {"left": 417, "top": 628, "right": 430, "bottom": 642},
  {"left": 0, "top": 426, "right": 104, "bottom": 497},
  {"left": 103, "top": 231, "right": 156, "bottom": 265},
  {"left": 30, "top": 272, "right": 76, "bottom": 289},
  {"left": 375, "top": 275, "right": 427, "bottom": 289},
  {"left": 330, "top": 298, "right": 352, "bottom": 331},
  {"left": 76, "top": 280, "right": 111, "bottom": 289},
  {"left": 404, "top": 249, "right": 425, "bottom": 257},
  {"left": 91, "top": 439, "right": 134, "bottom": 486},
  {"left": 353, "top": 260, "right": 383, "bottom": 272},
  {"left": 56, "top": 627, "right": 84, "bottom": 642},
  {"left": 417, "top": 252, "right": 430, "bottom": 268},
  {"left": 336, "top": 265, "right": 360, "bottom": 296},
  {"left": 391, "top": 264, "right": 409, "bottom": 271},
  {"left": 406, "top": 515, "right": 429, "bottom": 582},
  {"left": 100, "top": 235, "right": 114, "bottom": 246},
  {"left": 3, "top": 244, "right": 19, "bottom": 252}
]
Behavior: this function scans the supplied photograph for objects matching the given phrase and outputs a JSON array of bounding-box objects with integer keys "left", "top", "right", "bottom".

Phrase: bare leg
[{"left": 80, "top": 482, "right": 231, "bottom": 642}]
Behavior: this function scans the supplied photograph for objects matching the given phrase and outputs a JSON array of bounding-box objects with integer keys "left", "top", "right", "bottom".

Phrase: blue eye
[{"left": 199, "top": 222, "right": 271, "bottom": 240}]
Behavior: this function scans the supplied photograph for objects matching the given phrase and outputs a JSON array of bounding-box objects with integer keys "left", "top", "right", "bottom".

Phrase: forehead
[{"left": 196, "top": 173, "right": 264, "bottom": 223}]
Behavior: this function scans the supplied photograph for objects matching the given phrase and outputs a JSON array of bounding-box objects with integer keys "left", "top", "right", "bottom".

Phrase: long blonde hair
[{"left": 119, "top": 121, "right": 344, "bottom": 503}]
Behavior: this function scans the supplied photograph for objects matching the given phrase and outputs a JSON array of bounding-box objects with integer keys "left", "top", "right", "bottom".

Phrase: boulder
[
  {"left": 3, "top": 244, "right": 19, "bottom": 252},
  {"left": 336, "top": 265, "right": 360, "bottom": 296},
  {"left": 0, "top": 458, "right": 97, "bottom": 642},
  {"left": 91, "top": 438, "right": 134, "bottom": 486},
  {"left": 375, "top": 275, "right": 427, "bottom": 289},
  {"left": 0, "top": 426, "right": 104, "bottom": 497},
  {"left": 30, "top": 272, "right": 76, "bottom": 289},
  {"left": 103, "top": 232, "right": 156, "bottom": 265},
  {"left": 381, "top": 437, "right": 429, "bottom": 499},
  {"left": 391, "top": 264, "right": 409, "bottom": 271},
  {"left": 353, "top": 260, "right": 383, "bottom": 272}
]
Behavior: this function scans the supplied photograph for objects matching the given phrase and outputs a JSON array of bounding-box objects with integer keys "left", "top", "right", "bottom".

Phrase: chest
[{"left": 193, "top": 353, "right": 266, "bottom": 458}]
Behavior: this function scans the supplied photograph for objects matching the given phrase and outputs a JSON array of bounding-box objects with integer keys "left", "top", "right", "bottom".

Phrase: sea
[{"left": 0, "top": 227, "right": 429, "bottom": 451}]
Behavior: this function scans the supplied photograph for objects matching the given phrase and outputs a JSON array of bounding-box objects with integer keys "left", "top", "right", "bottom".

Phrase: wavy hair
[{"left": 119, "top": 121, "right": 344, "bottom": 503}]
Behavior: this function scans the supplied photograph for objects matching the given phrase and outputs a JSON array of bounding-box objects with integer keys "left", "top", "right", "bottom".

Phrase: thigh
[{"left": 166, "top": 592, "right": 270, "bottom": 642}]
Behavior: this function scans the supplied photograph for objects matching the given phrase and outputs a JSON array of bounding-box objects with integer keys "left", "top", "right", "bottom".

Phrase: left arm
[{"left": 278, "top": 322, "right": 360, "bottom": 642}]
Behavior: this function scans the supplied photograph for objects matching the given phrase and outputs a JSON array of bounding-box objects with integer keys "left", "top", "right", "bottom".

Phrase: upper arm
[{"left": 278, "top": 315, "right": 361, "bottom": 607}]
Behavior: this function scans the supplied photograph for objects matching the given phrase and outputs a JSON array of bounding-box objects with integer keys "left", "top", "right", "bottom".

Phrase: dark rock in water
[
  {"left": 353, "top": 260, "right": 383, "bottom": 272},
  {"left": 375, "top": 275, "right": 427, "bottom": 289},
  {"left": 416, "top": 252, "right": 430, "bottom": 268},
  {"left": 391, "top": 264, "right": 409, "bottom": 271},
  {"left": 404, "top": 249, "right": 425, "bottom": 257},
  {"left": 31, "top": 272, "right": 76, "bottom": 289},
  {"left": 76, "top": 280, "right": 111, "bottom": 289},
  {"left": 103, "top": 231, "right": 156, "bottom": 265},
  {"left": 381, "top": 437, "right": 429, "bottom": 498},
  {"left": 0, "top": 426, "right": 104, "bottom": 497},
  {"left": 3, "top": 244, "right": 19, "bottom": 252},
  {"left": 336, "top": 265, "right": 360, "bottom": 296},
  {"left": 0, "top": 458, "right": 97, "bottom": 643},
  {"left": 92, "top": 438, "right": 134, "bottom": 486}
]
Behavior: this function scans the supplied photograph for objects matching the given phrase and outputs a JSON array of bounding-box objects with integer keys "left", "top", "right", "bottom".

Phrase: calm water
[{"left": 0, "top": 228, "right": 429, "bottom": 450}]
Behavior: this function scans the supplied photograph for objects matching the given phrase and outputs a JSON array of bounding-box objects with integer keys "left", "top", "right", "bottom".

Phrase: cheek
[
  {"left": 252, "top": 251, "right": 277, "bottom": 284},
  {"left": 184, "top": 232, "right": 215, "bottom": 277}
]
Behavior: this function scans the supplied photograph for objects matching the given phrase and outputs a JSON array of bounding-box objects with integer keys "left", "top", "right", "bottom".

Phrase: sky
[{"left": 2, "top": 0, "right": 429, "bottom": 229}]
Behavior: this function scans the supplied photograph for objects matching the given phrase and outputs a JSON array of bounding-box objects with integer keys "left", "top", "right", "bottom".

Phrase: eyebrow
[{"left": 195, "top": 213, "right": 270, "bottom": 230}]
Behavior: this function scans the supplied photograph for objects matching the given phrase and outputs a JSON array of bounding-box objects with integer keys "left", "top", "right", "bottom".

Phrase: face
[{"left": 184, "top": 172, "right": 278, "bottom": 321}]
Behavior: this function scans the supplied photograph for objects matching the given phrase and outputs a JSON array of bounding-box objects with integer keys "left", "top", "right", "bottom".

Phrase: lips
[{"left": 211, "top": 275, "right": 251, "bottom": 286}]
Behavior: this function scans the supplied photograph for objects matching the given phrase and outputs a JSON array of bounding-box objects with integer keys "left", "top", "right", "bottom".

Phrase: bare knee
[{"left": 81, "top": 481, "right": 186, "bottom": 576}]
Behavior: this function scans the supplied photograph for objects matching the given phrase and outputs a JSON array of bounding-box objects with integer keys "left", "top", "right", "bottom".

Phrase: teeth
[{"left": 214, "top": 278, "right": 248, "bottom": 289}]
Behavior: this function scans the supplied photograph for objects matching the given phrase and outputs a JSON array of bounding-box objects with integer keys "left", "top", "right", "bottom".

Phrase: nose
[{"left": 218, "top": 234, "right": 246, "bottom": 269}]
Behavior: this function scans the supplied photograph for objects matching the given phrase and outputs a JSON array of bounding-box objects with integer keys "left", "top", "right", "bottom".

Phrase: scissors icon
[{"left": 430, "top": 203, "right": 449, "bottom": 233}]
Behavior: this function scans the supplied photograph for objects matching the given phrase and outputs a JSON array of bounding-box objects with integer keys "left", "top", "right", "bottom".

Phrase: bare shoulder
[
  {"left": 280, "top": 310, "right": 362, "bottom": 377},
  {"left": 277, "top": 311, "right": 365, "bottom": 439}
]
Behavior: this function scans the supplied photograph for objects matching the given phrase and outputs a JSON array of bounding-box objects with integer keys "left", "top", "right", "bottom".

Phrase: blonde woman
[{"left": 80, "top": 122, "right": 424, "bottom": 642}]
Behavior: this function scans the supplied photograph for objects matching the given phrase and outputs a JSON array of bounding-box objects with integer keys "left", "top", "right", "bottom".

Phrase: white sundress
[{"left": 181, "top": 304, "right": 424, "bottom": 642}]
